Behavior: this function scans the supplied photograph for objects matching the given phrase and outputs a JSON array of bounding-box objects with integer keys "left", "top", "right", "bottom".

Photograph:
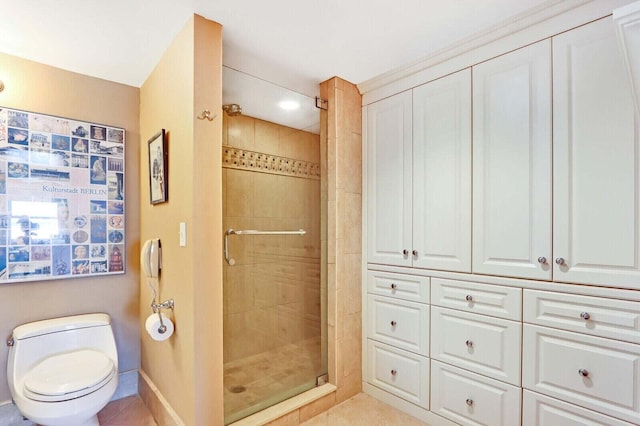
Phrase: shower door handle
[{"left": 224, "top": 228, "right": 306, "bottom": 266}]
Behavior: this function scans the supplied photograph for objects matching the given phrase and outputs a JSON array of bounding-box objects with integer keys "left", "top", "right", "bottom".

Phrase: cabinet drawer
[
  {"left": 524, "top": 289, "right": 640, "bottom": 344},
  {"left": 431, "top": 278, "right": 521, "bottom": 320},
  {"left": 523, "top": 324, "right": 640, "bottom": 424},
  {"left": 367, "top": 271, "right": 430, "bottom": 303},
  {"left": 366, "top": 340, "right": 429, "bottom": 408},
  {"left": 368, "top": 294, "right": 429, "bottom": 355},
  {"left": 431, "top": 306, "right": 521, "bottom": 385},
  {"left": 523, "top": 390, "right": 635, "bottom": 426},
  {"left": 431, "top": 360, "right": 521, "bottom": 426}
]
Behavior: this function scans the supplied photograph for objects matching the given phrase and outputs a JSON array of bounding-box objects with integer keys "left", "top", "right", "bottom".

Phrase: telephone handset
[{"left": 141, "top": 239, "right": 161, "bottom": 278}]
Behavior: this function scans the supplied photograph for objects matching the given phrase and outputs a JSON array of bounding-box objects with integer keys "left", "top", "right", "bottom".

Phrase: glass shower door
[{"left": 222, "top": 67, "right": 327, "bottom": 424}]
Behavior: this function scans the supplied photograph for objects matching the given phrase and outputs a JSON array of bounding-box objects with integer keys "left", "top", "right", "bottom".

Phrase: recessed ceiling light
[{"left": 279, "top": 100, "right": 300, "bottom": 110}]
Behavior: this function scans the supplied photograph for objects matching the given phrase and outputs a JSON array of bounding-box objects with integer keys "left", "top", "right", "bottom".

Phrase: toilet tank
[{"left": 8, "top": 313, "right": 118, "bottom": 388}]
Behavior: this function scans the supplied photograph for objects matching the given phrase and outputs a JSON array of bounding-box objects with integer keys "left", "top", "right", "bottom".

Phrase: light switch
[{"left": 179, "top": 222, "right": 186, "bottom": 247}]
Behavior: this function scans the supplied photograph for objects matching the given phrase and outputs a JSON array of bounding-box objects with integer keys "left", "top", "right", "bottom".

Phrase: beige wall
[
  {"left": 0, "top": 53, "right": 141, "bottom": 403},
  {"left": 266, "top": 78, "right": 362, "bottom": 425},
  {"left": 139, "top": 14, "right": 223, "bottom": 426},
  {"left": 222, "top": 113, "right": 321, "bottom": 362}
]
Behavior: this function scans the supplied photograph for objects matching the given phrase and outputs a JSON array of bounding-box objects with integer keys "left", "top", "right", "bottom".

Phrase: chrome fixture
[
  {"left": 224, "top": 228, "right": 306, "bottom": 265},
  {"left": 223, "top": 104, "right": 242, "bottom": 116},
  {"left": 151, "top": 298, "right": 174, "bottom": 334}
]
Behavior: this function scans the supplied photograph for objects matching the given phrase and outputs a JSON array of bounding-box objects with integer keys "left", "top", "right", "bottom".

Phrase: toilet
[{"left": 7, "top": 313, "right": 118, "bottom": 426}]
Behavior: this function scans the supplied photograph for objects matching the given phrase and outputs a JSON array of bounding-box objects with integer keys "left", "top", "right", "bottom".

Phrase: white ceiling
[
  {"left": 0, "top": 0, "right": 560, "bottom": 93},
  {"left": 0, "top": 0, "right": 624, "bottom": 132}
]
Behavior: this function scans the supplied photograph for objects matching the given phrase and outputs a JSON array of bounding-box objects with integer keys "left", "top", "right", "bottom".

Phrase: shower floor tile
[
  {"left": 224, "top": 337, "right": 324, "bottom": 424},
  {"left": 301, "top": 393, "right": 429, "bottom": 426}
]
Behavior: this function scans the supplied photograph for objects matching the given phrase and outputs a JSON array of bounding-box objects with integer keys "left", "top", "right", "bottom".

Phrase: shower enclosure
[{"left": 222, "top": 67, "right": 327, "bottom": 424}]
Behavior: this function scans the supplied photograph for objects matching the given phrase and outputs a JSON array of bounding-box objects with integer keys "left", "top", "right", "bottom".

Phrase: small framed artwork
[{"left": 148, "top": 129, "right": 168, "bottom": 204}]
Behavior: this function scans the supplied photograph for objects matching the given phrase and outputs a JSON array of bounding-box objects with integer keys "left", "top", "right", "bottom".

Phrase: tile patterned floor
[
  {"left": 98, "top": 395, "right": 157, "bottom": 426},
  {"left": 301, "top": 393, "right": 429, "bottom": 426},
  {"left": 224, "top": 337, "right": 325, "bottom": 424},
  {"left": 98, "top": 392, "right": 426, "bottom": 426}
]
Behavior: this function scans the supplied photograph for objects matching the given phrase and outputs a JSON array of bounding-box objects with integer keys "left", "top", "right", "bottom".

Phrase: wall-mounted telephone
[{"left": 141, "top": 239, "right": 161, "bottom": 278}]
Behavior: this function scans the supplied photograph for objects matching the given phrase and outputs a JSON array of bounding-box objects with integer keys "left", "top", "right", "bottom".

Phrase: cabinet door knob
[
  {"left": 555, "top": 257, "right": 565, "bottom": 265},
  {"left": 578, "top": 368, "right": 589, "bottom": 377},
  {"left": 580, "top": 312, "right": 591, "bottom": 320},
  {"left": 465, "top": 294, "right": 473, "bottom": 302},
  {"left": 390, "top": 283, "right": 397, "bottom": 290},
  {"left": 412, "top": 250, "right": 418, "bottom": 257},
  {"left": 402, "top": 249, "right": 409, "bottom": 256},
  {"left": 391, "top": 369, "right": 397, "bottom": 376},
  {"left": 465, "top": 339, "right": 473, "bottom": 347},
  {"left": 538, "top": 256, "right": 547, "bottom": 264},
  {"left": 390, "top": 321, "right": 397, "bottom": 327},
  {"left": 466, "top": 398, "right": 473, "bottom": 406}
]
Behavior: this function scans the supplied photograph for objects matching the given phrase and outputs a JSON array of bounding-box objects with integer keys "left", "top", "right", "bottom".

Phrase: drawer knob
[
  {"left": 465, "top": 339, "right": 473, "bottom": 347},
  {"left": 391, "top": 369, "right": 397, "bottom": 376},
  {"left": 578, "top": 368, "right": 589, "bottom": 377},
  {"left": 538, "top": 256, "right": 547, "bottom": 264},
  {"left": 390, "top": 321, "right": 397, "bottom": 327},
  {"left": 580, "top": 312, "right": 591, "bottom": 320},
  {"left": 555, "top": 257, "right": 565, "bottom": 265},
  {"left": 390, "top": 283, "right": 397, "bottom": 290},
  {"left": 412, "top": 249, "right": 418, "bottom": 256},
  {"left": 465, "top": 294, "right": 473, "bottom": 302},
  {"left": 466, "top": 398, "right": 473, "bottom": 406},
  {"left": 402, "top": 249, "right": 409, "bottom": 256}
]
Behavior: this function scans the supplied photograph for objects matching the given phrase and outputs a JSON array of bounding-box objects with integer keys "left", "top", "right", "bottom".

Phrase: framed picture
[{"left": 148, "top": 129, "right": 167, "bottom": 204}]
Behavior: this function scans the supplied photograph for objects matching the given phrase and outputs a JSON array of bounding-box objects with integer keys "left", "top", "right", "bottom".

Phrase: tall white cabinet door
[
  {"left": 366, "top": 91, "right": 413, "bottom": 266},
  {"left": 472, "top": 40, "right": 552, "bottom": 280},
  {"left": 553, "top": 17, "right": 640, "bottom": 289},
  {"left": 413, "top": 69, "right": 472, "bottom": 272}
]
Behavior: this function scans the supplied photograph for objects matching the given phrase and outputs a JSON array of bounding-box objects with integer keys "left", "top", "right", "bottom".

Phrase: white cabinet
[
  {"left": 431, "top": 306, "right": 521, "bottom": 386},
  {"left": 366, "top": 91, "right": 413, "bottom": 266},
  {"left": 365, "top": 272, "right": 430, "bottom": 410},
  {"left": 367, "top": 340, "right": 430, "bottom": 408},
  {"left": 472, "top": 39, "right": 552, "bottom": 280},
  {"left": 553, "top": 17, "right": 640, "bottom": 288},
  {"left": 412, "top": 69, "right": 471, "bottom": 272},
  {"left": 524, "top": 289, "right": 640, "bottom": 344},
  {"left": 523, "top": 390, "right": 635, "bottom": 426},
  {"left": 431, "top": 278, "right": 521, "bottom": 321},
  {"left": 431, "top": 360, "right": 521, "bottom": 426},
  {"left": 367, "top": 294, "right": 429, "bottom": 356},
  {"left": 523, "top": 324, "right": 640, "bottom": 424},
  {"left": 366, "top": 70, "right": 471, "bottom": 272}
]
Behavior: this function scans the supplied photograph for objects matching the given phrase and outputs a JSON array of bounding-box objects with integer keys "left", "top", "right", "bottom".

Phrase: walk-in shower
[{"left": 221, "top": 67, "right": 327, "bottom": 424}]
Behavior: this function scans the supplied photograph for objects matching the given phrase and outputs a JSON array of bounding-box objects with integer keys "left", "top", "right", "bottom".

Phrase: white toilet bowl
[{"left": 7, "top": 313, "right": 119, "bottom": 426}]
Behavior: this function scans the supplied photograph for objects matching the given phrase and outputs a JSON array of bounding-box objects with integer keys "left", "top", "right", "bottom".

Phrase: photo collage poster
[{"left": 0, "top": 107, "right": 125, "bottom": 282}]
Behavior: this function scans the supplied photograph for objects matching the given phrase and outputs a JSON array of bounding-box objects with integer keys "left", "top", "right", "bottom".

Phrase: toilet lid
[{"left": 23, "top": 349, "right": 115, "bottom": 402}]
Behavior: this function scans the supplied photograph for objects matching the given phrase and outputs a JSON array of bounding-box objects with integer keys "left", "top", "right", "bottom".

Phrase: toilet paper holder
[{"left": 151, "top": 299, "right": 174, "bottom": 334}]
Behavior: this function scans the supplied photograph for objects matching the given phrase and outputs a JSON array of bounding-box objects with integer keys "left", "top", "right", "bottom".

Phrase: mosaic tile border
[{"left": 222, "top": 147, "right": 320, "bottom": 180}]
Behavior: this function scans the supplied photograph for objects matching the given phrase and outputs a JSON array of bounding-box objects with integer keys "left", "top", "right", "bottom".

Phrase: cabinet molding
[
  {"left": 472, "top": 39, "right": 552, "bottom": 280},
  {"left": 366, "top": 91, "right": 413, "bottom": 266},
  {"left": 553, "top": 17, "right": 640, "bottom": 288},
  {"left": 412, "top": 69, "right": 471, "bottom": 272}
]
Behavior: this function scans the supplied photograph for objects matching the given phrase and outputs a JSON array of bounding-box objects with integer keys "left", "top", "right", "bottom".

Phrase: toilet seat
[{"left": 23, "top": 349, "right": 115, "bottom": 402}]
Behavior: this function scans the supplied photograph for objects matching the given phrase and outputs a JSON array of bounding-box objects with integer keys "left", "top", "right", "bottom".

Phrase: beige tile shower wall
[
  {"left": 323, "top": 77, "right": 362, "bottom": 405},
  {"left": 265, "top": 77, "right": 362, "bottom": 426},
  {"left": 223, "top": 113, "right": 321, "bottom": 362}
]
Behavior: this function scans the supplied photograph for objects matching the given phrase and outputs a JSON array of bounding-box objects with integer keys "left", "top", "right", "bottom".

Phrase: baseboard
[
  {"left": 138, "top": 369, "right": 185, "bottom": 426},
  {"left": 0, "top": 370, "right": 138, "bottom": 426}
]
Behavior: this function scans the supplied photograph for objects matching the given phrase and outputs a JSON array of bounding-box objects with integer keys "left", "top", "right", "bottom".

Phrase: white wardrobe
[{"left": 363, "top": 13, "right": 640, "bottom": 426}]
